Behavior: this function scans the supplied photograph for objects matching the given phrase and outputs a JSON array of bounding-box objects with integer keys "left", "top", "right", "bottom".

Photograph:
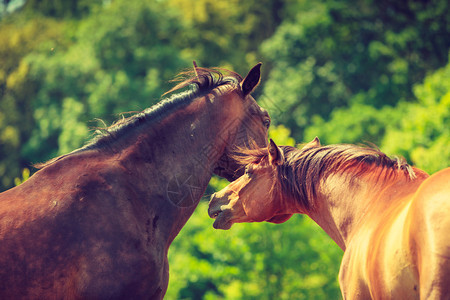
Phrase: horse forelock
[
  {"left": 35, "top": 67, "right": 242, "bottom": 169},
  {"left": 164, "top": 67, "right": 242, "bottom": 96},
  {"left": 231, "top": 141, "right": 269, "bottom": 167}
]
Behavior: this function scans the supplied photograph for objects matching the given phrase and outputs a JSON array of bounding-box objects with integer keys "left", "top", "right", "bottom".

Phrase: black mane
[{"left": 36, "top": 67, "right": 241, "bottom": 168}]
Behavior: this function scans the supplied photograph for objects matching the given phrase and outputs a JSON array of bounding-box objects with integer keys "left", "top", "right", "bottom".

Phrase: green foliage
[
  {"left": 305, "top": 55, "right": 450, "bottom": 174},
  {"left": 21, "top": 0, "right": 103, "bottom": 18},
  {"left": 269, "top": 124, "right": 296, "bottom": 146},
  {"left": 381, "top": 57, "right": 450, "bottom": 173},
  {"left": 167, "top": 202, "right": 342, "bottom": 300},
  {"left": 166, "top": 0, "right": 284, "bottom": 75},
  {"left": 19, "top": 0, "right": 189, "bottom": 164},
  {"left": 304, "top": 100, "right": 397, "bottom": 145},
  {"left": 261, "top": 0, "right": 450, "bottom": 141},
  {"left": 0, "top": 16, "right": 67, "bottom": 188},
  {"left": 14, "top": 168, "right": 30, "bottom": 186}
]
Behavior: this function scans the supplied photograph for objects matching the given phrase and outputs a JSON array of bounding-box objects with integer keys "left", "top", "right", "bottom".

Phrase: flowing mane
[
  {"left": 36, "top": 67, "right": 242, "bottom": 168},
  {"left": 234, "top": 143, "right": 416, "bottom": 211}
]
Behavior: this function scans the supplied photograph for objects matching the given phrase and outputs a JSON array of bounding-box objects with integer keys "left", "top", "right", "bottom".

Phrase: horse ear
[
  {"left": 241, "top": 62, "right": 262, "bottom": 97},
  {"left": 302, "top": 137, "right": 321, "bottom": 150},
  {"left": 193, "top": 60, "right": 200, "bottom": 78},
  {"left": 268, "top": 139, "right": 284, "bottom": 166}
]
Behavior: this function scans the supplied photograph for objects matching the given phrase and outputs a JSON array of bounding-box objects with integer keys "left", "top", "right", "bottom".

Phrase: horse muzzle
[{"left": 208, "top": 193, "right": 233, "bottom": 230}]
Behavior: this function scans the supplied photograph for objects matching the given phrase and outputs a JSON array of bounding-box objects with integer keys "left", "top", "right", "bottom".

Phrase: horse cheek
[{"left": 243, "top": 195, "right": 271, "bottom": 222}]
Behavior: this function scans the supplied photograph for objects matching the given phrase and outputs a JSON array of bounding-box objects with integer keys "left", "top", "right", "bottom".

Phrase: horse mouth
[{"left": 208, "top": 208, "right": 233, "bottom": 230}]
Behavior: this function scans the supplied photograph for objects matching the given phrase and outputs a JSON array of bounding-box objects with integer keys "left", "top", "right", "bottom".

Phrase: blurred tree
[
  {"left": 21, "top": 0, "right": 189, "bottom": 165},
  {"left": 166, "top": 0, "right": 285, "bottom": 75},
  {"left": 167, "top": 202, "right": 342, "bottom": 300},
  {"left": 381, "top": 56, "right": 450, "bottom": 173},
  {"left": 261, "top": 0, "right": 450, "bottom": 142},
  {"left": 0, "top": 16, "right": 66, "bottom": 189},
  {"left": 305, "top": 55, "right": 450, "bottom": 173},
  {"left": 304, "top": 99, "right": 398, "bottom": 145},
  {"left": 305, "top": 54, "right": 450, "bottom": 173},
  {"left": 14, "top": 167, "right": 30, "bottom": 186},
  {"left": 21, "top": 0, "right": 103, "bottom": 18},
  {"left": 0, "top": 0, "right": 189, "bottom": 190}
]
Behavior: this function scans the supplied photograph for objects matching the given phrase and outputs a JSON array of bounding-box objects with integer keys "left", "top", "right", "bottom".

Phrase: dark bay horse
[
  {"left": 209, "top": 138, "right": 450, "bottom": 299},
  {"left": 0, "top": 63, "right": 270, "bottom": 299}
]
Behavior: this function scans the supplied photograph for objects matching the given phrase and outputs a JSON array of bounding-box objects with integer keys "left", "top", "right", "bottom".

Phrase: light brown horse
[
  {"left": 0, "top": 63, "right": 270, "bottom": 299},
  {"left": 209, "top": 138, "right": 450, "bottom": 299}
]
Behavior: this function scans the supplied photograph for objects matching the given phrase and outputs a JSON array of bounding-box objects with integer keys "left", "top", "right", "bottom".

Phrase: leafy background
[{"left": 1, "top": 0, "right": 449, "bottom": 298}]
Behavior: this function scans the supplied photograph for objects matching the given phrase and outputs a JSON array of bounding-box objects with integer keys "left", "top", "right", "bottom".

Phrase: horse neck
[
  {"left": 303, "top": 167, "right": 421, "bottom": 251},
  {"left": 117, "top": 92, "right": 245, "bottom": 242}
]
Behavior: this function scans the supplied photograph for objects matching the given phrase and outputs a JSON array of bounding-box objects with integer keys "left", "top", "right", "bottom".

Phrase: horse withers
[
  {"left": 0, "top": 63, "right": 270, "bottom": 299},
  {"left": 209, "top": 138, "right": 450, "bottom": 299}
]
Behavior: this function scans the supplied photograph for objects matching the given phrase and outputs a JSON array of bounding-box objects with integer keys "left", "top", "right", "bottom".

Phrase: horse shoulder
[
  {"left": 339, "top": 215, "right": 416, "bottom": 298},
  {"left": 409, "top": 167, "right": 450, "bottom": 247},
  {"left": 413, "top": 167, "right": 450, "bottom": 210},
  {"left": 339, "top": 182, "right": 425, "bottom": 299},
  {"left": 408, "top": 167, "right": 450, "bottom": 298},
  {"left": 0, "top": 155, "right": 165, "bottom": 298},
  {"left": 0, "top": 169, "right": 87, "bottom": 298}
]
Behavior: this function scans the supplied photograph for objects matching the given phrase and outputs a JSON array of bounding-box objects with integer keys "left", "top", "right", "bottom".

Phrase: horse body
[
  {"left": 0, "top": 64, "right": 270, "bottom": 299},
  {"left": 209, "top": 138, "right": 450, "bottom": 299},
  {"left": 0, "top": 152, "right": 166, "bottom": 299}
]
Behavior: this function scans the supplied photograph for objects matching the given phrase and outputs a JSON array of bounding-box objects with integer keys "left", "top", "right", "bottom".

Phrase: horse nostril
[
  {"left": 210, "top": 210, "right": 221, "bottom": 219},
  {"left": 208, "top": 194, "right": 222, "bottom": 219}
]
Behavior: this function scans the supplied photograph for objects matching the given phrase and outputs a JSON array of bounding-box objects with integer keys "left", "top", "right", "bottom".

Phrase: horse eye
[{"left": 263, "top": 119, "right": 271, "bottom": 129}]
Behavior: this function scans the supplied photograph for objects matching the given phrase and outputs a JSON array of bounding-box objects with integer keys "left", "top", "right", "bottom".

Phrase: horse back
[{"left": 0, "top": 154, "right": 167, "bottom": 299}]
